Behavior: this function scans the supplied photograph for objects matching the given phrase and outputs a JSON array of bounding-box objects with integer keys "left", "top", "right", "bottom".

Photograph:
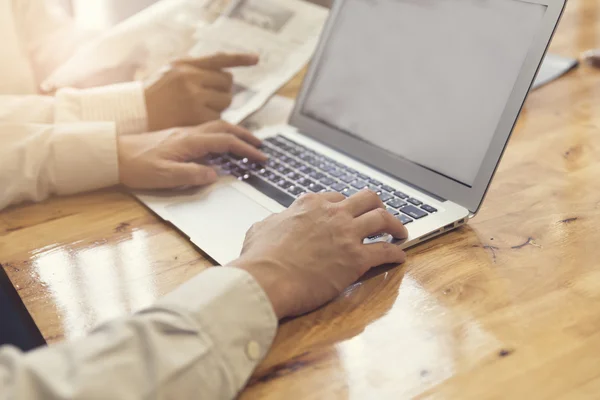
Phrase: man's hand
[
  {"left": 118, "top": 120, "right": 266, "bottom": 189},
  {"left": 144, "top": 53, "right": 259, "bottom": 131},
  {"left": 584, "top": 48, "right": 600, "bottom": 69},
  {"left": 231, "top": 191, "right": 409, "bottom": 319}
]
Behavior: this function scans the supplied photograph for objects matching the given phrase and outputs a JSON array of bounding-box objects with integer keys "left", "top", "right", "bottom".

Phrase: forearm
[
  {"left": 0, "top": 121, "right": 118, "bottom": 210},
  {"left": 0, "top": 268, "right": 277, "bottom": 400}
]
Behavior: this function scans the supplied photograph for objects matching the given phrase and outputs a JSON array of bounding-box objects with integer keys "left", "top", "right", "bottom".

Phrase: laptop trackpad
[{"left": 165, "top": 186, "right": 273, "bottom": 265}]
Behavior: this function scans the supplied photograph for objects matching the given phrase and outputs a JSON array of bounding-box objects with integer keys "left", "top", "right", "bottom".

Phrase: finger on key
[
  {"left": 353, "top": 208, "right": 408, "bottom": 239},
  {"left": 198, "top": 121, "right": 262, "bottom": 147}
]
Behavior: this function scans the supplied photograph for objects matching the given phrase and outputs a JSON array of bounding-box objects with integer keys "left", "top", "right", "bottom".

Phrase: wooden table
[{"left": 2, "top": 0, "right": 600, "bottom": 397}]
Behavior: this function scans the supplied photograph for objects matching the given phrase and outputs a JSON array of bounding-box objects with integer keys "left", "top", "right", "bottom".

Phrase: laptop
[
  {"left": 0, "top": 265, "right": 46, "bottom": 352},
  {"left": 136, "top": 0, "right": 566, "bottom": 265}
]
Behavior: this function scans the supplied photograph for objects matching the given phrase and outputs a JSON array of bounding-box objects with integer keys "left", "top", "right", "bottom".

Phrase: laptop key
[
  {"left": 308, "top": 171, "right": 325, "bottom": 180},
  {"left": 331, "top": 183, "right": 347, "bottom": 192},
  {"left": 369, "top": 179, "right": 382, "bottom": 186},
  {"left": 367, "top": 185, "right": 381, "bottom": 194},
  {"left": 421, "top": 204, "right": 438, "bottom": 213},
  {"left": 308, "top": 183, "right": 325, "bottom": 192},
  {"left": 276, "top": 179, "right": 293, "bottom": 190},
  {"left": 288, "top": 148, "right": 302, "bottom": 156},
  {"left": 339, "top": 174, "right": 355, "bottom": 183},
  {"left": 396, "top": 214, "right": 413, "bottom": 225},
  {"left": 381, "top": 185, "right": 395, "bottom": 193},
  {"left": 407, "top": 198, "right": 423, "bottom": 206},
  {"left": 351, "top": 180, "right": 368, "bottom": 189},
  {"left": 307, "top": 158, "right": 321, "bottom": 167},
  {"left": 277, "top": 166, "right": 292, "bottom": 175},
  {"left": 320, "top": 177, "right": 336, "bottom": 186},
  {"left": 342, "top": 188, "right": 358, "bottom": 197},
  {"left": 318, "top": 163, "right": 334, "bottom": 172},
  {"left": 245, "top": 175, "right": 296, "bottom": 208},
  {"left": 401, "top": 205, "right": 427, "bottom": 219},
  {"left": 357, "top": 173, "right": 369, "bottom": 180},
  {"left": 298, "top": 165, "right": 314, "bottom": 174},
  {"left": 386, "top": 207, "right": 399, "bottom": 216},
  {"left": 394, "top": 191, "right": 409, "bottom": 199},
  {"left": 387, "top": 198, "right": 407, "bottom": 209},
  {"left": 287, "top": 159, "right": 302, "bottom": 169},
  {"left": 278, "top": 155, "right": 292, "bottom": 164},
  {"left": 287, "top": 172, "right": 303, "bottom": 181},
  {"left": 329, "top": 169, "right": 343, "bottom": 178},
  {"left": 379, "top": 192, "right": 393, "bottom": 202},
  {"left": 288, "top": 186, "right": 305, "bottom": 197},
  {"left": 297, "top": 177, "right": 314, "bottom": 188}
]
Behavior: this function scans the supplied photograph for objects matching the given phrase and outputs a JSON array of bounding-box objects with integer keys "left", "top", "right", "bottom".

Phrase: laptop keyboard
[{"left": 205, "top": 135, "right": 439, "bottom": 225}]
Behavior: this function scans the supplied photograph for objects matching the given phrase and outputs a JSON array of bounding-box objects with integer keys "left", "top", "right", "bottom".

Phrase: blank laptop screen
[{"left": 302, "top": 0, "right": 546, "bottom": 187}]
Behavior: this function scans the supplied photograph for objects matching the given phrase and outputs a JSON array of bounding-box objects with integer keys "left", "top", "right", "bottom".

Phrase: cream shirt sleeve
[
  {"left": 0, "top": 267, "right": 279, "bottom": 400},
  {"left": 0, "top": 82, "right": 147, "bottom": 210}
]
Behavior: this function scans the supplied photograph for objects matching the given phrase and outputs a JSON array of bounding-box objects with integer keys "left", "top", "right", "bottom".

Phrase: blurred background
[{"left": 61, "top": 0, "right": 332, "bottom": 30}]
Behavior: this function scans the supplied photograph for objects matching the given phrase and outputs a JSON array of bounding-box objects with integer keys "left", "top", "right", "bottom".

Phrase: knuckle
[
  {"left": 220, "top": 133, "right": 235, "bottom": 142},
  {"left": 298, "top": 192, "right": 318, "bottom": 205},
  {"left": 325, "top": 204, "right": 340, "bottom": 218},
  {"left": 375, "top": 207, "right": 389, "bottom": 223},
  {"left": 380, "top": 241, "right": 395, "bottom": 255}
]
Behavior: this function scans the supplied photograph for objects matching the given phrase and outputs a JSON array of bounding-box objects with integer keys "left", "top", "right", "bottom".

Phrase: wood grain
[{"left": 1, "top": 0, "right": 600, "bottom": 398}]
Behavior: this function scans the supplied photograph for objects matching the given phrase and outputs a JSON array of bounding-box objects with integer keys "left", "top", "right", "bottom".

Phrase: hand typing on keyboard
[
  {"left": 209, "top": 135, "right": 440, "bottom": 226},
  {"left": 231, "top": 191, "right": 408, "bottom": 319},
  {"left": 118, "top": 121, "right": 266, "bottom": 190}
]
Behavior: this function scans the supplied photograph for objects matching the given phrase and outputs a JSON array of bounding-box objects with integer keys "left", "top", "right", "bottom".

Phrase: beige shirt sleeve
[
  {"left": 0, "top": 267, "right": 278, "bottom": 400},
  {"left": 0, "top": 82, "right": 147, "bottom": 210}
]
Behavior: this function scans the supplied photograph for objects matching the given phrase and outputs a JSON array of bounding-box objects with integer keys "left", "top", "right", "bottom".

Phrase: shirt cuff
[
  {"left": 157, "top": 267, "right": 278, "bottom": 396},
  {"left": 54, "top": 82, "right": 148, "bottom": 135},
  {"left": 49, "top": 122, "right": 119, "bottom": 195}
]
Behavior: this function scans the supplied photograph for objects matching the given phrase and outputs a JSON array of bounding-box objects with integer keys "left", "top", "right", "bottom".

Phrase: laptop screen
[
  {"left": 0, "top": 266, "right": 46, "bottom": 351},
  {"left": 302, "top": 0, "right": 547, "bottom": 187}
]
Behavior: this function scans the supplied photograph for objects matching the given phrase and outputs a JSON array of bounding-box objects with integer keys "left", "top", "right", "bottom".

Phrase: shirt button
[{"left": 246, "top": 341, "right": 261, "bottom": 361}]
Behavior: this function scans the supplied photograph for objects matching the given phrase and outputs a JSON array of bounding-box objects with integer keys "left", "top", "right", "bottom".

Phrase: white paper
[
  {"left": 44, "top": 0, "right": 236, "bottom": 88},
  {"left": 532, "top": 53, "right": 579, "bottom": 90},
  {"left": 241, "top": 95, "right": 295, "bottom": 130},
  {"left": 189, "top": 0, "right": 328, "bottom": 124}
]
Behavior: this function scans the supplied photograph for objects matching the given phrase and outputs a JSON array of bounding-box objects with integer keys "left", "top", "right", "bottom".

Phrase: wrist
[
  {"left": 229, "top": 257, "right": 290, "bottom": 320},
  {"left": 143, "top": 89, "right": 157, "bottom": 132}
]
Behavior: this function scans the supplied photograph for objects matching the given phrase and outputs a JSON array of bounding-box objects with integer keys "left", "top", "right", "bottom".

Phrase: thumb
[{"left": 163, "top": 162, "right": 218, "bottom": 188}]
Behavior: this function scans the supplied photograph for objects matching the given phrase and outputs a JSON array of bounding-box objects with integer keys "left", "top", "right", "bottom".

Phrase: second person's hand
[
  {"left": 118, "top": 120, "right": 266, "bottom": 189},
  {"left": 144, "top": 52, "right": 259, "bottom": 131}
]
